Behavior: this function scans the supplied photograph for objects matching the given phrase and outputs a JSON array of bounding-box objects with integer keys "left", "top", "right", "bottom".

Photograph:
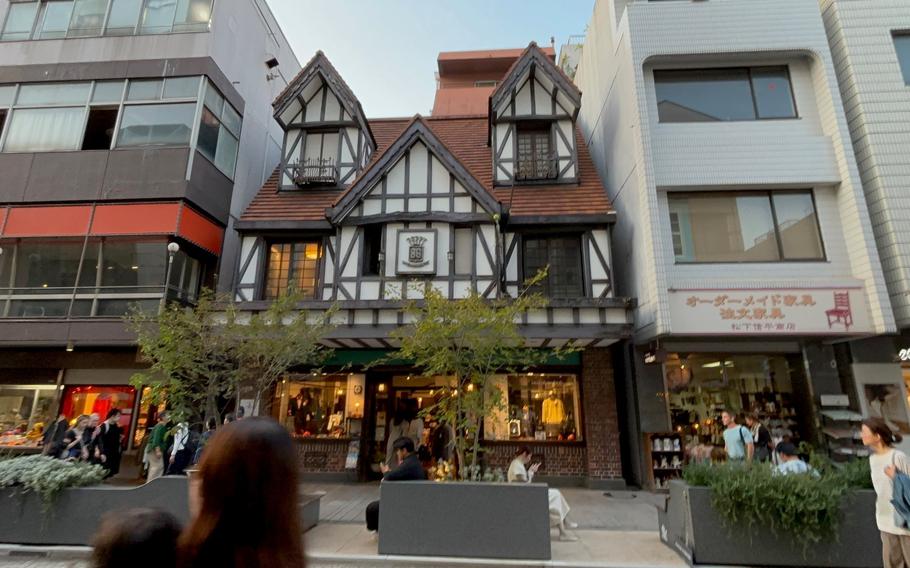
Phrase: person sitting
[
  {"left": 365, "top": 437, "right": 426, "bottom": 533},
  {"left": 508, "top": 447, "right": 578, "bottom": 542},
  {"left": 775, "top": 442, "right": 818, "bottom": 476}
]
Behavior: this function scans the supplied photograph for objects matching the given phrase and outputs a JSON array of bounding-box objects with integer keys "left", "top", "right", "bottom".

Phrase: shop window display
[
  {"left": 60, "top": 385, "right": 135, "bottom": 440},
  {"left": 486, "top": 374, "right": 582, "bottom": 442},
  {"left": 274, "top": 375, "right": 361, "bottom": 438},
  {"left": 664, "top": 353, "right": 801, "bottom": 461},
  {"left": 0, "top": 386, "right": 58, "bottom": 447}
]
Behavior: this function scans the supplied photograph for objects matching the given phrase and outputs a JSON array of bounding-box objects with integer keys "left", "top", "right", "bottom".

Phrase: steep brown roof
[{"left": 239, "top": 115, "right": 611, "bottom": 224}]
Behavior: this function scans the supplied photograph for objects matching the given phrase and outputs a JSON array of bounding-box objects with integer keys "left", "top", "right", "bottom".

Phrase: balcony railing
[
  {"left": 0, "top": 284, "right": 197, "bottom": 318},
  {"left": 292, "top": 157, "right": 338, "bottom": 186},
  {"left": 515, "top": 155, "right": 559, "bottom": 181}
]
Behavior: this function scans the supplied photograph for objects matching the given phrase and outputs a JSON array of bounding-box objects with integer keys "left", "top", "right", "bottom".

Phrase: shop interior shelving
[{"left": 645, "top": 432, "right": 684, "bottom": 491}]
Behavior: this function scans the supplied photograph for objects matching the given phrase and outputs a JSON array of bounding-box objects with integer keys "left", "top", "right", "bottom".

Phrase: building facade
[
  {"left": 573, "top": 0, "right": 900, "bottom": 488},
  {"left": 819, "top": 0, "right": 910, "bottom": 445},
  {"left": 0, "top": 0, "right": 298, "bottom": 452},
  {"left": 232, "top": 46, "right": 634, "bottom": 487}
]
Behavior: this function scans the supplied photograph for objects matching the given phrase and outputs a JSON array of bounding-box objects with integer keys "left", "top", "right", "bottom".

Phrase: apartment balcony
[{"left": 292, "top": 157, "right": 338, "bottom": 187}]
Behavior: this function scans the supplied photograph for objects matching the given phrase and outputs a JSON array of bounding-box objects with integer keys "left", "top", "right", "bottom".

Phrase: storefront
[
  {"left": 0, "top": 369, "right": 61, "bottom": 452},
  {"left": 269, "top": 348, "right": 624, "bottom": 488}
]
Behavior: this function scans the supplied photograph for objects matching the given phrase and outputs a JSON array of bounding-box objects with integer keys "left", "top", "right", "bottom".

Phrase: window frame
[
  {"left": 263, "top": 240, "right": 322, "bottom": 301},
  {"left": 654, "top": 65, "right": 799, "bottom": 123},
  {"left": 893, "top": 32, "right": 910, "bottom": 86},
  {"left": 194, "top": 79, "right": 240, "bottom": 180},
  {"left": 482, "top": 371, "right": 585, "bottom": 444},
  {"left": 666, "top": 189, "right": 827, "bottom": 265},
  {"left": 0, "top": 0, "right": 213, "bottom": 41},
  {"left": 515, "top": 121, "right": 557, "bottom": 182},
  {"left": 520, "top": 232, "right": 586, "bottom": 299}
]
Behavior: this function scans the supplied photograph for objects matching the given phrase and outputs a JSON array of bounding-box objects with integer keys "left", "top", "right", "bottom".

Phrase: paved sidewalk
[{"left": 305, "top": 483, "right": 665, "bottom": 531}]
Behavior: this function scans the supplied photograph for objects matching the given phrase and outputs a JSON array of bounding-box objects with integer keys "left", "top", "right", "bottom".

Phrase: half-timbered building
[{"left": 232, "top": 45, "right": 634, "bottom": 488}]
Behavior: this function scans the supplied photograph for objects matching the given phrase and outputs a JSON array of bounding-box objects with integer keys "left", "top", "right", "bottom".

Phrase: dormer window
[
  {"left": 515, "top": 123, "right": 557, "bottom": 181},
  {"left": 291, "top": 131, "right": 339, "bottom": 187}
]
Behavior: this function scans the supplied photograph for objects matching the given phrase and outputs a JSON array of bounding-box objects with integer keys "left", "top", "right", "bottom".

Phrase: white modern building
[
  {"left": 820, "top": 0, "right": 910, "bottom": 401},
  {"left": 574, "top": 0, "right": 900, "bottom": 487}
]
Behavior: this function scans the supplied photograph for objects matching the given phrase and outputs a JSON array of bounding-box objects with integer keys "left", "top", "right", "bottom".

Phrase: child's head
[{"left": 92, "top": 508, "right": 181, "bottom": 568}]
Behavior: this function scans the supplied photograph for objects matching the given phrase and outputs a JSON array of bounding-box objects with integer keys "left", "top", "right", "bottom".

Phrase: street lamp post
[{"left": 160, "top": 242, "right": 180, "bottom": 314}]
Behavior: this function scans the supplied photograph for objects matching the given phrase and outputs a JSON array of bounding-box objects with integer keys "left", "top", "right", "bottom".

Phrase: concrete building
[
  {"left": 820, "top": 0, "right": 910, "bottom": 429},
  {"left": 573, "top": 0, "right": 900, "bottom": 488},
  {"left": 0, "top": 0, "right": 299, "bottom": 452},
  {"left": 231, "top": 46, "right": 634, "bottom": 486}
]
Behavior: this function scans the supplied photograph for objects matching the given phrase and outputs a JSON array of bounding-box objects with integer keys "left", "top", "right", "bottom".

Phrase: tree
[
  {"left": 127, "top": 290, "right": 233, "bottom": 426},
  {"left": 222, "top": 293, "right": 338, "bottom": 416},
  {"left": 127, "top": 290, "right": 337, "bottom": 427},
  {"left": 388, "top": 272, "right": 574, "bottom": 479}
]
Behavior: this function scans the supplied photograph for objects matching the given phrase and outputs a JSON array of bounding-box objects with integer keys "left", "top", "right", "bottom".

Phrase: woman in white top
[
  {"left": 508, "top": 446, "right": 578, "bottom": 542},
  {"left": 862, "top": 417, "right": 910, "bottom": 567}
]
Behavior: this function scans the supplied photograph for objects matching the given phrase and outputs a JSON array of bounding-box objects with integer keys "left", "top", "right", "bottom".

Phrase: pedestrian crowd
[{"left": 41, "top": 409, "right": 125, "bottom": 478}]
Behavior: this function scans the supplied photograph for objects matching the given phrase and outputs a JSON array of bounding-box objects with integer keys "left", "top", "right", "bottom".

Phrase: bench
[{"left": 378, "top": 480, "right": 551, "bottom": 560}]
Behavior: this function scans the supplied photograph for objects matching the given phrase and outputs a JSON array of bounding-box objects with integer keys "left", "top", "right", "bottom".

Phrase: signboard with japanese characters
[
  {"left": 668, "top": 287, "right": 872, "bottom": 335},
  {"left": 395, "top": 229, "right": 437, "bottom": 275}
]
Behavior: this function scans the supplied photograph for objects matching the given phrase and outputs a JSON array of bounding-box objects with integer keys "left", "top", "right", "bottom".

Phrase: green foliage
[
  {"left": 0, "top": 455, "right": 105, "bottom": 508},
  {"left": 383, "top": 270, "right": 576, "bottom": 478},
  {"left": 682, "top": 458, "right": 872, "bottom": 549},
  {"left": 127, "top": 289, "right": 336, "bottom": 426}
]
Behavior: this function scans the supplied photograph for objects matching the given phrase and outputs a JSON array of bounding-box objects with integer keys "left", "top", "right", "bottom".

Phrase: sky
[{"left": 264, "top": 0, "right": 595, "bottom": 118}]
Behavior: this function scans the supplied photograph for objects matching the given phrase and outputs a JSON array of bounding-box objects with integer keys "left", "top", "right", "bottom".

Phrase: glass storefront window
[
  {"left": 274, "top": 375, "right": 356, "bottom": 438},
  {"left": 485, "top": 373, "right": 582, "bottom": 442},
  {"left": 60, "top": 385, "right": 135, "bottom": 440},
  {"left": 664, "top": 353, "right": 800, "bottom": 452},
  {"left": 0, "top": 386, "right": 58, "bottom": 445}
]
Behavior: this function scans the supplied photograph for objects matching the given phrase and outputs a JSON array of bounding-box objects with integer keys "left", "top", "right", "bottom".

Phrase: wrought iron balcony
[
  {"left": 515, "top": 154, "right": 558, "bottom": 182},
  {"left": 292, "top": 157, "right": 338, "bottom": 186}
]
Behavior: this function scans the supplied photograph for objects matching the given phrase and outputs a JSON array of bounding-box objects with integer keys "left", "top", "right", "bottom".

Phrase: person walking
[
  {"left": 83, "top": 413, "right": 100, "bottom": 462},
  {"left": 41, "top": 414, "right": 68, "bottom": 455},
  {"left": 721, "top": 410, "right": 754, "bottom": 463},
  {"left": 167, "top": 421, "right": 192, "bottom": 476},
  {"left": 146, "top": 412, "right": 172, "bottom": 482},
  {"left": 95, "top": 409, "right": 124, "bottom": 478},
  {"left": 192, "top": 418, "right": 217, "bottom": 465},
  {"left": 745, "top": 412, "right": 773, "bottom": 462},
  {"left": 863, "top": 417, "right": 910, "bottom": 567},
  {"left": 59, "top": 415, "right": 90, "bottom": 461},
  {"left": 178, "top": 418, "right": 305, "bottom": 568}
]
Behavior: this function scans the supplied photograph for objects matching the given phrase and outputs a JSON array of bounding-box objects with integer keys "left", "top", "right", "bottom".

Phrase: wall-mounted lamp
[
  {"left": 65, "top": 342, "right": 74, "bottom": 352},
  {"left": 447, "top": 251, "right": 454, "bottom": 261},
  {"left": 377, "top": 383, "right": 386, "bottom": 393},
  {"left": 377, "top": 252, "right": 385, "bottom": 263}
]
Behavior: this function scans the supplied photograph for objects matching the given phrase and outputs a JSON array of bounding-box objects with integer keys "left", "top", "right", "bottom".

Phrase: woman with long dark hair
[
  {"left": 179, "top": 418, "right": 304, "bottom": 568},
  {"left": 862, "top": 417, "right": 910, "bottom": 567}
]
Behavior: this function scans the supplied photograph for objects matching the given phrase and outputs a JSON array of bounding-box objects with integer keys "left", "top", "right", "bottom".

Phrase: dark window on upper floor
[
  {"left": 894, "top": 34, "right": 910, "bottom": 86},
  {"left": 667, "top": 190, "right": 825, "bottom": 263},
  {"left": 265, "top": 242, "right": 321, "bottom": 300},
  {"left": 81, "top": 106, "right": 118, "bottom": 150},
  {"left": 515, "top": 123, "right": 557, "bottom": 181},
  {"left": 523, "top": 235, "right": 584, "bottom": 299},
  {"left": 654, "top": 66, "right": 797, "bottom": 123},
  {"left": 361, "top": 225, "right": 382, "bottom": 277},
  {"left": 0, "top": 0, "right": 213, "bottom": 41},
  {"left": 0, "top": 237, "right": 202, "bottom": 318}
]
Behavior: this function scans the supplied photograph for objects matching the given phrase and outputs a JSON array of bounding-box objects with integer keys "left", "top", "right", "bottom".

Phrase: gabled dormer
[
  {"left": 272, "top": 51, "right": 375, "bottom": 190},
  {"left": 489, "top": 42, "right": 582, "bottom": 185}
]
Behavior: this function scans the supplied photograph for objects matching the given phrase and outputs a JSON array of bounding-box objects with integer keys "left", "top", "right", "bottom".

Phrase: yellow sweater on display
[{"left": 542, "top": 397, "right": 565, "bottom": 425}]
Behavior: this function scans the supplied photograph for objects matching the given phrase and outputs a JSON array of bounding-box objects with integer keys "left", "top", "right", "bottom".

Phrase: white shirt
[
  {"left": 508, "top": 458, "right": 532, "bottom": 483},
  {"left": 870, "top": 449, "right": 910, "bottom": 535},
  {"left": 170, "top": 423, "right": 189, "bottom": 459}
]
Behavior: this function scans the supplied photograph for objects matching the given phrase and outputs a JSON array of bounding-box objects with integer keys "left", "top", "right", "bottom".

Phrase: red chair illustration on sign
[{"left": 826, "top": 292, "right": 853, "bottom": 330}]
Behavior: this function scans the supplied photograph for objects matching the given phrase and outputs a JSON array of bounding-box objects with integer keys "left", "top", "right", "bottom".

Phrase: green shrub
[
  {"left": 0, "top": 455, "right": 106, "bottom": 507},
  {"left": 682, "top": 458, "right": 872, "bottom": 549}
]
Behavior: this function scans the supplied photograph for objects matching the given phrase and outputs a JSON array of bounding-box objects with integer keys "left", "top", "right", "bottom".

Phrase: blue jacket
[{"left": 891, "top": 471, "right": 910, "bottom": 529}]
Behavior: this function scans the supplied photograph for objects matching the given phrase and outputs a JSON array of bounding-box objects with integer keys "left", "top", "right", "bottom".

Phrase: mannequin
[{"left": 542, "top": 391, "right": 565, "bottom": 439}]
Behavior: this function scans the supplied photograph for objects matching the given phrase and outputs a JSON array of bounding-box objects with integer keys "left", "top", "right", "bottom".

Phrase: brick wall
[
  {"left": 581, "top": 347, "right": 623, "bottom": 480},
  {"left": 296, "top": 439, "right": 348, "bottom": 473},
  {"left": 482, "top": 442, "right": 587, "bottom": 478}
]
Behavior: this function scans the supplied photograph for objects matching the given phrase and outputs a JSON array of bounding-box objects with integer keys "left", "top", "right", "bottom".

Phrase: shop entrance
[{"left": 362, "top": 372, "right": 447, "bottom": 480}]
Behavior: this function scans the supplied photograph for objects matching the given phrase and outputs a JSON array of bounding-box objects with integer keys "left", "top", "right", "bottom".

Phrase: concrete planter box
[
  {"left": 0, "top": 477, "right": 191, "bottom": 546},
  {"left": 0, "top": 477, "right": 323, "bottom": 546},
  {"left": 659, "top": 479, "right": 881, "bottom": 567},
  {"left": 378, "top": 480, "right": 551, "bottom": 560}
]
